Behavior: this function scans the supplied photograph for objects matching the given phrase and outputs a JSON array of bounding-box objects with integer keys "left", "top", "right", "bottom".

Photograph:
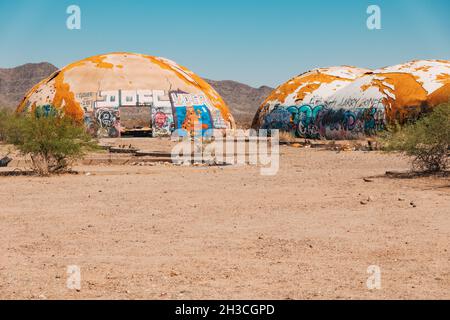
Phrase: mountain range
[
  {"left": 0, "top": 63, "right": 58, "bottom": 111},
  {"left": 0, "top": 62, "right": 273, "bottom": 127}
]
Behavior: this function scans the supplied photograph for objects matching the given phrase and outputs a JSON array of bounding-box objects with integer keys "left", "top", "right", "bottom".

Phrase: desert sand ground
[{"left": 0, "top": 138, "right": 449, "bottom": 300}]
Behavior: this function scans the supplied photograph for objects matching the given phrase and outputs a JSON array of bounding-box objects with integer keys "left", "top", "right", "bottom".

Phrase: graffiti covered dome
[
  {"left": 17, "top": 52, "right": 235, "bottom": 137},
  {"left": 252, "top": 60, "right": 450, "bottom": 140},
  {"left": 251, "top": 66, "right": 371, "bottom": 136}
]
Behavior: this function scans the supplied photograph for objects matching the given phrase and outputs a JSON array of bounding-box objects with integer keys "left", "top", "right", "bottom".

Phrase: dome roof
[
  {"left": 251, "top": 66, "right": 371, "bottom": 131},
  {"left": 375, "top": 59, "right": 450, "bottom": 108},
  {"left": 261, "top": 66, "right": 371, "bottom": 107},
  {"left": 253, "top": 60, "right": 450, "bottom": 139},
  {"left": 18, "top": 52, "right": 234, "bottom": 137},
  {"left": 328, "top": 60, "right": 450, "bottom": 123}
]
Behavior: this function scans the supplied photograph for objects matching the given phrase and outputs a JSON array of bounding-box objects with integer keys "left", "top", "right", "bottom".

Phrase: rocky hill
[
  {"left": 0, "top": 62, "right": 272, "bottom": 127},
  {"left": 0, "top": 62, "right": 58, "bottom": 111},
  {"left": 205, "top": 79, "right": 273, "bottom": 127}
]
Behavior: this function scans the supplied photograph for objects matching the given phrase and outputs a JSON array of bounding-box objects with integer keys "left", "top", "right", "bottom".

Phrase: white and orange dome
[
  {"left": 375, "top": 60, "right": 450, "bottom": 110},
  {"left": 252, "top": 60, "right": 450, "bottom": 139},
  {"left": 18, "top": 52, "right": 235, "bottom": 137},
  {"left": 258, "top": 66, "right": 371, "bottom": 109}
]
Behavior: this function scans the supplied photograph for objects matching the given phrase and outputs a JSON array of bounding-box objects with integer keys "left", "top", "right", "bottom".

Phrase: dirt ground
[{"left": 0, "top": 138, "right": 449, "bottom": 300}]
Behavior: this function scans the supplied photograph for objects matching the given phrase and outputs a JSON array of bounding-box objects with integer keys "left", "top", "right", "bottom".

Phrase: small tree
[
  {"left": 3, "top": 108, "right": 99, "bottom": 176},
  {"left": 380, "top": 103, "right": 450, "bottom": 173}
]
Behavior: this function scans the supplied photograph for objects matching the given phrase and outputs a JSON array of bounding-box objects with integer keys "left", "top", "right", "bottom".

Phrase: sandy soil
[{"left": 0, "top": 139, "right": 449, "bottom": 300}]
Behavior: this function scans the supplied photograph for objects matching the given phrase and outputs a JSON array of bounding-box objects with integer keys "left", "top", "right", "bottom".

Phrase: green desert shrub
[
  {"left": 0, "top": 108, "right": 13, "bottom": 141},
  {"left": 3, "top": 107, "right": 99, "bottom": 176},
  {"left": 380, "top": 103, "right": 450, "bottom": 173}
]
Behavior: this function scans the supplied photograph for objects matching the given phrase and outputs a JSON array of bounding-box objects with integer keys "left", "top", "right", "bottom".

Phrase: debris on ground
[{"left": 0, "top": 156, "right": 12, "bottom": 167}]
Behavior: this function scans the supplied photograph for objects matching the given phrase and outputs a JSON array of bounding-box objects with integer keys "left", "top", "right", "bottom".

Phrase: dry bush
[{"left": 380, "top": 103, "right": 450, "bottom": 173}]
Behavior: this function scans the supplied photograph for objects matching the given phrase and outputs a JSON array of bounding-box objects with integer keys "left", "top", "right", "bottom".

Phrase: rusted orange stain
[
  {"left": 64, "top": 55, "right": 114, "bottom": 70},
  {"left": 17, "top": 73, "right": 83, "bottom": 121},
  {"left": 365, "top": 73, "right": 428, "bottom": 122},
  {"left": 17, "top": 55, "right": 113, "bottom": 113},
  {"left": 428, "top": 83, "right": 450, "bottom": 107},
  {"left": 427, "top": 73, "right": 449, "bottom": 106},
  {"left": 263, "top": 72, "right": 347, "bottom": 106},
  {"left": 436, "top": 73, "right": 449, "bottom": 84},
  {"left": 52, "top": 73, "right": 83, "bottom": 121}
]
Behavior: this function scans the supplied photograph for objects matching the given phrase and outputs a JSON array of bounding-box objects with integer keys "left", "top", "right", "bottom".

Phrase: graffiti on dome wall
[
  {"left": 94, "top": 108, "right": 121, "bottom": 138},
  {"left": 152, "top": 105, "right": 174, "bottom": 137},
  {"left": 72, "top": 89, "right": 227, "bottom": 137},
  {"left": 261, "top": 99, "right": 386, "bottom": 139},
  {"left": 256, "top": 60, "right": 450, "bottom": 139},
  {"left": 170, "top": 91, "right": 214, "bottom": 136}
]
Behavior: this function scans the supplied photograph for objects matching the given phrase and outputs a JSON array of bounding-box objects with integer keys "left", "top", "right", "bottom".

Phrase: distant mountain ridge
[
  {"left": 0, "top": 62, "right": 272, "bottom": 127},
  {"left": 204, "top": 79, "right": 273, "bottom": 127},
  {"left": 0, "top": 62, "right": 58, "bottom": 111}
]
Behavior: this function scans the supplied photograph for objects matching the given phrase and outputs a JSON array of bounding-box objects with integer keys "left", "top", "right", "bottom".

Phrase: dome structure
[
  {"left": 252, "top": 60, "right": 450, "bottom": 139},
  {"left": 251, "top": 66, "right": 371, "bottom": 137},
  {"left": 18, "top": 52, "right": 235, "bottom": 137},
  {"left": 375, "top": 60, "right": 450, "bottom": 109}
]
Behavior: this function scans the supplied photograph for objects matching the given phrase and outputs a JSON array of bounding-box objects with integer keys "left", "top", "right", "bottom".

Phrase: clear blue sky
[{"left": 0, "top": 0, "right": 449, "bottom": 87}]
